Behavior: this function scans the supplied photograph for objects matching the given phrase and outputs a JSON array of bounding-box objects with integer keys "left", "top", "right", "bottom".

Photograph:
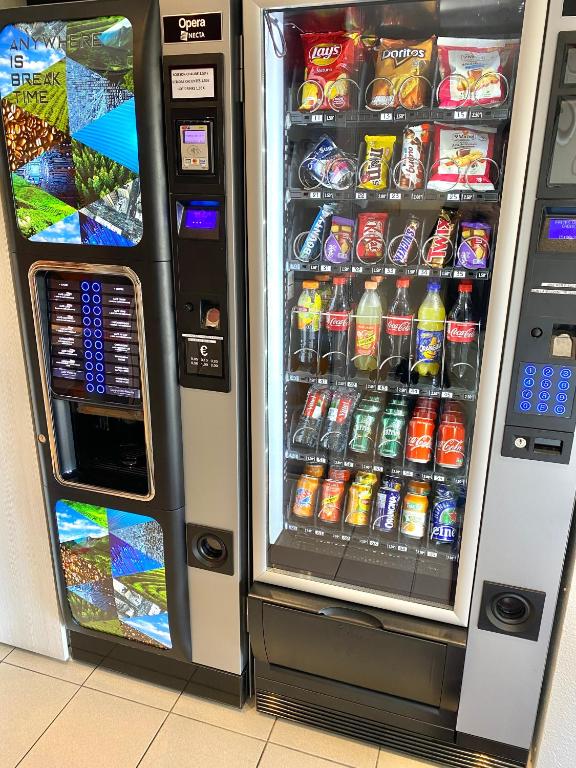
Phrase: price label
[
  {"left": 309, "top": 265, "right": 319, "bottom": 271},
  {"left": 470, "top": 110, "right": 483, "bottom": 119},
  {"left": 325, "top": 114, "right": 335, "bottom": 122},
  {"left": 396, "top": 112, "right": 407, "bottom": 120},
  {"left": 356, "top": 192, "right": 367, "bottom": 200},
  {"left": 385, "top": 267, "right": 396, "bottom": 275},
  {"left": 311, "top": 114, "right": 323, "bottom": 123},
  {"left": 453, "top": 110, "right": 467, "bottom": 120},
  {"left": 344, "top": 461, "right": 354, "bottom": 468},
  {"left": 373, "top": 465, "right": 384, "bottom": 472},
  {"left": 411, "top": 192, "right": 424, "bottom": 200},
  {"left": 288, "top": 524, "right": 297, "bottom": 531},
  {"left": 369, "top": 540, "right": 379, "bottom": 547},
  {"left": 478, "top": 271, "right": 488, "bottom": 279},
  {"left": 453, "top": 270, "right": 466, "bottom": 278},
  {"left": 398, "top": 545, "right": 408, "bottom": 552},
  {"left": 377, "top": 193, "right": 388, "bottom": 200},
  {"left": 408, "top": 387, "right": 420, "bottom": 395},
  {"left": 315, "top": 529, "right": 325, "bottom": 536},
  {"left": 309, "top": 191, "right": 322, "bottom": 199},
  {"left": 427, "top": 551, "right": 438, "bottom": 558},
  {"left": 380, "top": 112, "right": 393, "bottom": 121},
  {"left": 352, "top": 266, "right": 363, "bottom": 273},
  {"left": 317, "top": 377, "right": 328, "bottom": 384},
  {"left": 441, "top": 390, "right": 453, "bottom": 399},
  {"left": 389, "top": 192, "right": 402, "bottom": 200},
  {"left": 342, "top": 535, "right": 351, "bottom": 542},
  {"left": 447, "top": 193, "right": 460, "bottom": 201},
  {"left": 324, "top": 192, "right": 335, "bottom": 200},
  {"left": 304, "top": 527, "right": 314, "bottom": 534},
  {"left": 404, "top": 469, "right": 414, "bottom": 477},
  {"left": 320, "top": 265, "right": 332, "bottom": 272},
  {"left": 288, "top": 375, "right": 298, "bottom": 382},
  {"left": 433, "top": 473, "right": 446, "bottom": 482},
  {"left": 371, "top": 267, "right": 383, "bottom": 274},
  {"left": 347, "top": 381, "right": 358, "bottom": 388},
  {"left": 418, "top": 268, "right": 431, "bottom": 276}
]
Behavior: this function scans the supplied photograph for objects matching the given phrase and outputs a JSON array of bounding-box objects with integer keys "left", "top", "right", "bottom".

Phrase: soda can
[
  {"left": 405, "top": 414, "right": 436, "bottom": 464},
  {"left": 318, "top": 478, "right": 347, "bottom": 524},
  {"left": 373, "top": 479, "right": 402, "bottom": 535},
  {"left": 430, "top": 486, "right": 458, "bottom": 545},
  {"left": 400, "top": 481, "right": 431, "bottom": 539},
  {"left": 345, "top": 482, "right": 373, "bottom": 527},
  {"left": 378, "top": 408, "right": 406, "bottom": 459},
  {"left": 436, "top": 416, "right": 466, "bottom": 469},
  {"left": 349, "top": 409, "right": 380, "bottom": 454},
  {"left": 292, "top": 474, "right": 320, "bottom": 519}
]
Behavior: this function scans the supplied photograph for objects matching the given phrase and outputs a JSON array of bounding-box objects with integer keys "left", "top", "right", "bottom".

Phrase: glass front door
[{"left": 261, "top": 0, "right": 526, "bottom": 610}]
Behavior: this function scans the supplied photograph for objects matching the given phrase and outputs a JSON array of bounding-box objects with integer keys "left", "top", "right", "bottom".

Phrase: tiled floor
[{"left": 0, "top": 645, "right": 436, "bottom": 768}]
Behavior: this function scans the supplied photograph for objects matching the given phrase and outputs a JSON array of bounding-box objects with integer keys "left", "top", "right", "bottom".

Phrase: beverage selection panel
[
  {"left": 262, "top": 1, "right": 525, "bottom": 608},
  {"left": 513, "top": 362, "right": 575, "bottom": 418},
  {"left": 47, "top": 273, "right": 141, "bottom": 405}
]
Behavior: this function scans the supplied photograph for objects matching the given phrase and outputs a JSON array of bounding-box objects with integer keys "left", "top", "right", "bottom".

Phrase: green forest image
[
  {"left": 72, "top": 140, "right": 135, "bottom": 208},
  {"left": 118, "top": 570, "right": 168, "bottom": 611},
  {"left": 66, "top": 17, "right": 133, "bottom": 88},
  {"left": 5, "top": 60, "right": 68, "bottom": 133},
  {"left": 12, "top": 173, "right": 74, "bottom": 237}
]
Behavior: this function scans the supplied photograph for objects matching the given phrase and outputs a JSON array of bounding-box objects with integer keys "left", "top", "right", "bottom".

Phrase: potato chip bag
[
  {"left": 369, "top": 37, "right": 435, "bottom": 110},
  {"left": 300, "top": 31, "right": 362, "bottom": 112}
]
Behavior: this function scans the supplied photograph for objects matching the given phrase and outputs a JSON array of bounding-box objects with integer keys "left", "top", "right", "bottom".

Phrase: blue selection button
[
  {"left": 521, "top": 389, "right": 533, "bottom": 399},
  {"left": 520, "top": 401, "right": 532, "bottom": 412},
  {"left": 85, "top": 362, "right": 93, "bottom": 371},
  {"left": 555, "top": 405, "right": 567, "bottom": 416},
  {"left": 523, "top": 377, "right": 535, "bottom": 387},
  {"left": 524, "top": 365, "right": 537, "bottom": 376},
  {"left": 537, "top": 403, "right": 549, "bottom": 413},
  {"left": 539, "top": 391, "right": 550, "bottom": 401},
  {"left": 80, "top": 281, "right": 90, "bottom": 292},
  {"left": 96, "top": 385, "right": 105, "bottom": 394},
  {"left": 86, "top": 384, "right": 95, "bottom": 393},
  {"left": 96, "top": 374, "right": 105, "bottom": 384},
  {"left": 559, "top": 380, "right": 571, "bottom": 391},
  {"left": 541, "top": 379, "right": 552, "bottom": 389},
  {"left": 85, "top": 372, "right": 94, "bottom": 382},
  {"left": 91, "top": 282, "right": 101, "bottom": 292},
  {"left": 81, "top": 293, "right": 90, "bottom": 303},
  {"left": 543, "top": 366, "right": 554, "bottom": 377},
  {"left": 560, "top": 368, "right": 572, "bottom": 379},
  {"left": 557, "top": 392, "right": 568, "bottom": 403}
]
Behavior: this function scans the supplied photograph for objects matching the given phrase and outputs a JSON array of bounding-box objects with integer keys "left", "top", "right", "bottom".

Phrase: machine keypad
[{"left": 514, "top": 362, "right": 576, "bottom": 418}]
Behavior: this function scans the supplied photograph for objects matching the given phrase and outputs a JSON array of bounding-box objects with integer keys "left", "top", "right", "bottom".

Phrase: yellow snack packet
[
  {"left": 358, "top": 135, "right": 396, "bottom": 190},
  {"left": 370, "top": 37, "right": 435, "bottom": 110}
]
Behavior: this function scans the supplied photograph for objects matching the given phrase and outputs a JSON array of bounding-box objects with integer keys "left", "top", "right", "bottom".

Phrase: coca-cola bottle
[
  {"left": 446, "top": 281, "right": 477, "bottom": 390},
  {"left": 384, "top": 278, "right": 413, "bottom": 382},
  {"left": 324, "top": 277, "right": 350, "bottom": 378}
]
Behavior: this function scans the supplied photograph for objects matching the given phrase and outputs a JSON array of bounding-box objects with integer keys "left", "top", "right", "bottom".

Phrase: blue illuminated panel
[
  {"left": 48, "top": 274, "right": 141, "bottom": 404},
  {"left": 514, "top": 362, "right": 576, "bottom": 418},
  {"left": 184, "top": 208, "right": 219, "bottom": 231}
]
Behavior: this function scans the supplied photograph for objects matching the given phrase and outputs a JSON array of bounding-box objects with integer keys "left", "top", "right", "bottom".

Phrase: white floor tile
[
  {"left": 83, "top": 658, "right": 185, "bottom": 711},
  {"left": 5, "top": 648, "right": 101, "bottom": 685},
  {"left": 0, "top": 664, "right": 77, "bottom": 768},
  {"left": 173, "top": 685, "right": 275, "bottom": 740},
  {"left": 0, "top": 643, "right": 13, "bottom": 661},
  {"left": 259, "top": 743, "right": 346, "bottom": 768},
  {"left": 377, "top": 749, "right": 436, "bottom": 767},
  {"left": 270, "top": 720, "right": 378, "bottom": 768},
  {"left": 18, "top": 687, "right": 166, "bottom": 768},
  {"left": 138, "top": 714, "right": 265, "bottom": 768}
]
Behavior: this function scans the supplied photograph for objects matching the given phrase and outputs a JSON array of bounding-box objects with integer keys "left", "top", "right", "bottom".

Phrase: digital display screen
[
  {"left": 184, "top": 208, "right": 219, "bottom": 230},
  {"left": 184, "top": 129, "right": 206, "bottom": 144},
  {"left": 549, "top": 218, "right": 576, "bottom": 239}
]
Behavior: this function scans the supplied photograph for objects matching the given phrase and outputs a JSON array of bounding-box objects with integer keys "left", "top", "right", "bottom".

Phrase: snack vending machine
[
  {"left": 0, "top": 0, "right": 248, "bottom": 704},
  {"left": 244, "top": 0, "right": 563, "bottom": 764}
]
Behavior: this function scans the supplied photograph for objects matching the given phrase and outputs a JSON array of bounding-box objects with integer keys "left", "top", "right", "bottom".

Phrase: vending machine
[
  {"left": 243, "top": 0, "right": 572, "bottom": 764},
  {"left": 0, "top": 0, "right": 248, "bottom": 705}
]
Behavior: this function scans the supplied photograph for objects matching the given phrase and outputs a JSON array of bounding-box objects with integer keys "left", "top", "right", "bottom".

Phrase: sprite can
[
  {"left": 349, "top": 396, "right": 382, "bottom": 454},
  {"left": 378, "top": 406, "right": 407, "bottom": 459}
]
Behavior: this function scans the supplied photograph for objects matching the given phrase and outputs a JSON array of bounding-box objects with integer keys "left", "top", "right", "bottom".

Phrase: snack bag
[
  {"left": 369, "top": 37, "right": 435, "bottom": 110},
  {"left": 299, "top": 31, "right": 363, "bottom": 112},
  {"left": 358, "top": 135, "right": 396, "bottom": 190},
  {"left": 456, "top": 221, "right": 492, "bottom": 269},
  {"left": 427, "top": 123, "right": 497, "bottom": 191},
  {"left": 437, "top": 37, "right": 519, "bottom": 109},
  {"left": 324, "top": 216, "right": 354, "bottom": 263},
  {"left": 396, "top": 123, "right": 431, "bottom": 189},
  {"left": 301, "top": 135, "right": 356, "bottom": 190}
]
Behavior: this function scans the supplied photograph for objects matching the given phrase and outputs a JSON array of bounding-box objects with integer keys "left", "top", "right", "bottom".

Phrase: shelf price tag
[
  {"left": 309, "top": 191, "right": 322, "bottom": 199},
  {"left": 398, "top": 545, "right": 408, "bottom": 552},
  {"left": 380, "top": 112, "right": 393, "bottom": 121},
  {"left": 453, "top": 110, "right": 467, "bottom": 120},
  {"left": 311, "top": 114, "right": 323, "bottom": 123},
  {"left": 389, "top": 192, "right": 402, "bottom": 200},
  {"left": 446, "top": 193, "right": 460, "bottom": 201},
  {"left": 356, "top": 192, "right": 367, "bottom": 200}
]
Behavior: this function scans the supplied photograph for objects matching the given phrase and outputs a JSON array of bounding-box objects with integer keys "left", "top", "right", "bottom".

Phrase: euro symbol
[{"left": 200, "top": 345, "right": 208, "bottom": 357}]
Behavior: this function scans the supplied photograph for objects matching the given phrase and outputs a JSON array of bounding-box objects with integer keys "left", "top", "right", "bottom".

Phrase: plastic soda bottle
[
  {"left": 415, "top": 281, "right": 445, "bottom": 378},
  {"left": 354, "top": 281, "right": 383, "bottom": 372},
  {"left": 296, "top": 280, "right": 322, "bottom": 369}
]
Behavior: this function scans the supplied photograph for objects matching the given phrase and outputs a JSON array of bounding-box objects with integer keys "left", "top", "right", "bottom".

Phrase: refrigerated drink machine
[
  {"left": 0, "top": 0, "right": 247, "bottom": 704},
  {"left": 244, "top": 0, "right": 576, "bottom": 765}
]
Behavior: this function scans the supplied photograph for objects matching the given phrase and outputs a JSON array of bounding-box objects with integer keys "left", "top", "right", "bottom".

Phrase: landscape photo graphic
[
  {"left": 0, "top": 16, "right": 143, "bottom": 245},
  {"left": 55, "top": 499, "right": 172, "bottom": 650}
]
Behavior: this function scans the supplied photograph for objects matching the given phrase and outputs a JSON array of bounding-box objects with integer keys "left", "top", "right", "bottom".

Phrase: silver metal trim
[
  {"left": 244, "top": 0, "right": 547, "bottom": 626},
  {"left": 28, "top": 260, "right": 156, "bottom": 502}
]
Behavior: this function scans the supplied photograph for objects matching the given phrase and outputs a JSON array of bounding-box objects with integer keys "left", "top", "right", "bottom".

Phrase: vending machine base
[
  {"left": 69, "top": 630, "right": 249, "bottom": 707},
  {"left": 248, "top": 584, "right": 529, "bottom": 768}
]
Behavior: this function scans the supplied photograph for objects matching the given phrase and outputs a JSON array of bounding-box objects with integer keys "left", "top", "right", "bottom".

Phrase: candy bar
[
  {"left": 397, "top": 124, "right": 430, "bottom": 190},
  {"left": 356, "top": 212, "right": 388, "bottom": 263},
  {"left": 425, "top": 208, "right": 458, "bottom": 267},
  {"left": 388, "top": 215, "right": 421, "bottom": 265},
  {"left": 358, "top": 135, "right": 396, "bottom": 190},
  {"left": 456, "top": 221, "right": 492, "bottom": 270},
  {"left": 297, "top": 204, "right": 336, "bottom": 263},
  {"left": 324, "top": 215, "right": 354, "bottom": 264}
]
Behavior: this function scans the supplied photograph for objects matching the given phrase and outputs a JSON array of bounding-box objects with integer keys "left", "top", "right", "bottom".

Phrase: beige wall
[{"left": 0, "top": 202, "right": 66, "bottom": 659}]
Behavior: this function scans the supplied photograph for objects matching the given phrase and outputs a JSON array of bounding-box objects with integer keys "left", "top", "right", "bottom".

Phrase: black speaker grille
[{"left": 256, "top": 691, "right": 526, "bottom": 768}]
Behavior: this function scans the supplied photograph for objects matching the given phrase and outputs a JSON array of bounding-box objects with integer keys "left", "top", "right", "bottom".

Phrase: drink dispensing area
[{"left": 1, "top": 0, "right": 576, "bottom": 767}]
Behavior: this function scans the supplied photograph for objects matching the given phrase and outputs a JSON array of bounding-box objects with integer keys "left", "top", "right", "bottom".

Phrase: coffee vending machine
[{"left": 0, "top": 0, "right": 248, "bottom": 704}]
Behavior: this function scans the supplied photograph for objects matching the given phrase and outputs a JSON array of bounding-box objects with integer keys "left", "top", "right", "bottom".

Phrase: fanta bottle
[
  {"left": 415, "top": 281, "right": 445, "bottom": 378},
  {"left": 354, "top": 281, "right": 383, "bottom": 372}
]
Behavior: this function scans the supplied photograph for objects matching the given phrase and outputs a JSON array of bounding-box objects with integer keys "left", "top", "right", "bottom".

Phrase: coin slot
[
  {"left": 491, "top": 593, "right": 531, "bottom": 625},
  {"left": 196, "top": 533, "right": 227, "bottom": 564},
  {"left": 533, "top": 437, "right": 563, "bottom": 455}
]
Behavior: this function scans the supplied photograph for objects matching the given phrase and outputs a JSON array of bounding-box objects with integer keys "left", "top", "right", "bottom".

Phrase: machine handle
[{"left": 318, "top": 606, "right": 383, "bottom": 630}]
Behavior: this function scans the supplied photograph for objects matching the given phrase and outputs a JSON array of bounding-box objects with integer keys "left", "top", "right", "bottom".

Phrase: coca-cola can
[
  {"left": 436, "top": 416, "right": 466, "bottom": 469},
  {"left": 405, "top": 414, "right": 436, "bottom": 464}
]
